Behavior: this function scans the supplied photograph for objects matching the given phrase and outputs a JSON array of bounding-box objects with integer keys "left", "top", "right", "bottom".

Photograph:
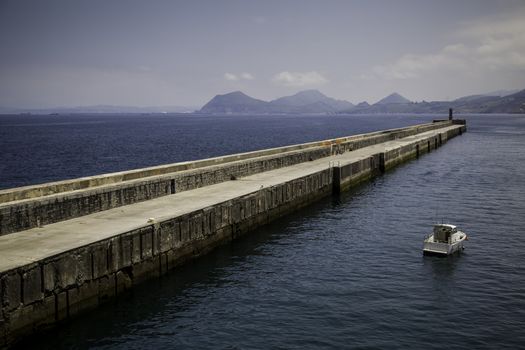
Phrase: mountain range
[
  {"left": 200, "top": 90, "right": 354, "bottom": 114},
  {"left": 199, "top": 89, "right": 525, "bottom": 114},
  {"left": 2, "top": 89, "right": 524, "bottom": 115}
]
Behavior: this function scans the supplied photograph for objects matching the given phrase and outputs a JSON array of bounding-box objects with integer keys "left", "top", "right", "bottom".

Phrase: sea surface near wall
[
  {"left": 8, "top": 114, "right": 525, "bottom": 350},
  {"left": 0, "top": 113, "right": 435, "bottom": 189}
]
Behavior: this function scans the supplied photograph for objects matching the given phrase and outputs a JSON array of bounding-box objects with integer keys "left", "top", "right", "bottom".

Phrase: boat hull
[
  {"left": 423, "top": 231, "right": 467, "bottom": 256},
  {"left": 423, "top": 242, "right": 464, "bottom": 256}
]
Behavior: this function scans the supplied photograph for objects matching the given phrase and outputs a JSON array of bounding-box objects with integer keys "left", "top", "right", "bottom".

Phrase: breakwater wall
[
  {"left": 332, "top": 122, "right": 465, "bottom": 192},
  {"left": 0, "top": 120, "right": 458, "bottom": 236},
  {"left": 0, "top": 120, "right": 466, "bottom": 346}
]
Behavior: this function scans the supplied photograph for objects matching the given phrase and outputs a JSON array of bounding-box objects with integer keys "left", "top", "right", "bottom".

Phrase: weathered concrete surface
[
  {"left": 0, "top": 147, "right": 330, "bottom": 235},
  {"left": 0, "top": 122, "right": 466, "bottom": 346},
  {"left": 333, "top": 123, "right": 465, "bottom": 192}
]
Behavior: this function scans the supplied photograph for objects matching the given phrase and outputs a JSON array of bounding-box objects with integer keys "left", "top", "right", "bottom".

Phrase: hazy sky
[{"left": 1, "top": 0, "right": 524, "bottom": 108}]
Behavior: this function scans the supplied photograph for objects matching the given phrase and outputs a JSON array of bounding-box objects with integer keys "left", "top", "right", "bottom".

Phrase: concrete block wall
[
  {"left": 383, "top": 125, "right": 466, "bottom": 170},
  {"left": 0, "top": 147, "right": 330, "bottom": 235},
  {"left": 0, "top": 169, "right": 332, "bottom": 347},
  {"left": 332, "top": 124, "right": 466, "bottom": 192},
  {"left": 332, "top": 155, "right": 381, "bottom": 194},
  {"left": 0, "top": 141, "right": 332, "bottom": 204}
]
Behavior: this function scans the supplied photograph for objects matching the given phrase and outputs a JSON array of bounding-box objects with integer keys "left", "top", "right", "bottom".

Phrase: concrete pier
[{"left": 0, "top": 120, "right": 466, "bottom": 346}]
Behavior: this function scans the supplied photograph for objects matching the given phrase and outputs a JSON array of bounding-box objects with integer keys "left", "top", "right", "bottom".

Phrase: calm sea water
[{"left": 5, "top": 114, "right": 525, "bottom": 349}]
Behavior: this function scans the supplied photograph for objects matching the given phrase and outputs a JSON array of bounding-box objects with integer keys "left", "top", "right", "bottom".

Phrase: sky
[{"left": 0, "top": 0, "right": 524, "bottom": 108}]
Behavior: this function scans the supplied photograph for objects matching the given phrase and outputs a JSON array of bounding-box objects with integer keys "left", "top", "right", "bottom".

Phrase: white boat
[{"left": 423, "top": 224, "right": 468, "bottom": 256}]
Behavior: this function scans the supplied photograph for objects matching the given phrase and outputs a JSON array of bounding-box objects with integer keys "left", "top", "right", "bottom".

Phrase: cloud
[
  {"left": 460, "top": 12, "right": 525, "bottom": 39},
  {"left": 371, "top": 49, "right": 468, "bottom": 80},
  {"left": 368, "top": 11, "right": 525, "bottom": 80},
  {"left": 241, "top": 72, "right": 254, "bottom": 80},
  {"left": 224, "top": 73, "right": 239, "bottom": 81},
  {"left": 224, "top": 72, "right": 255, "bottom": 81},
  {"left": 272, "top": 71, "right": 328, "bottom": 87}
]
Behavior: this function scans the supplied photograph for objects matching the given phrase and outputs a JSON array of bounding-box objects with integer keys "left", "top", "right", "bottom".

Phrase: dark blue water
[
  {"left": 6, "top": 114, "right": 525, "bottom": 349},
  {"left": 0, "top": 113, "right": 434, "bottom": 189}
]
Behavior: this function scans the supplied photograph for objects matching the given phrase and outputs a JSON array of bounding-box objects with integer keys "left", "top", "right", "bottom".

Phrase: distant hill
[
  {"left": 339, "top": 89, "right": 525, "bottom": 114},
  {"left": 375, "top": 92, "right": 411, "bottom": 105},
  {"left": 271, "top": 89, "right": 329, "bottom": 106},
  {"left": 343, "top": 92, "right": 413, "bottom": 114},
  {"left": 482, "top": 89, "right": 525, "bottom": 113},
  {"left": 483, "top": 89, "right": 520, "bottom": 97},
  {"left": 453, "top": 94, "right": 488, "bottom": 103},
  {"left": 199, "top": 89, "right": 354, "bottom": 114},
  {"left": 433, "top": 90, "right": 525, "bottom": 113},
  {"left": 355, "top": 101, "right": 370, "bottom": 108},
  {"left": 269, "top": 90, "right": 354, "bottom": 113},
  {"left": 199, "top": 91, "right": 268, "bottom": 114}
]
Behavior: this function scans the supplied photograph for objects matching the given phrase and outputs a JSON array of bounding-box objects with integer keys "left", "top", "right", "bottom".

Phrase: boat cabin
[{"left": 433, "top": 224, "right": 457, "bottom": 243}]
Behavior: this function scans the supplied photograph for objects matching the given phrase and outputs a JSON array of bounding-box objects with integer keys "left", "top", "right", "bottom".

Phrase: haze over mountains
[
  {"left": 2, "top": 89, "right": 524, "bottom": 115},
  {"left": 0, "top": 105, "right": 198, "bottom": 115},
  {"left": 199, "top": 89, "right": 525, "bottom": 114}
]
